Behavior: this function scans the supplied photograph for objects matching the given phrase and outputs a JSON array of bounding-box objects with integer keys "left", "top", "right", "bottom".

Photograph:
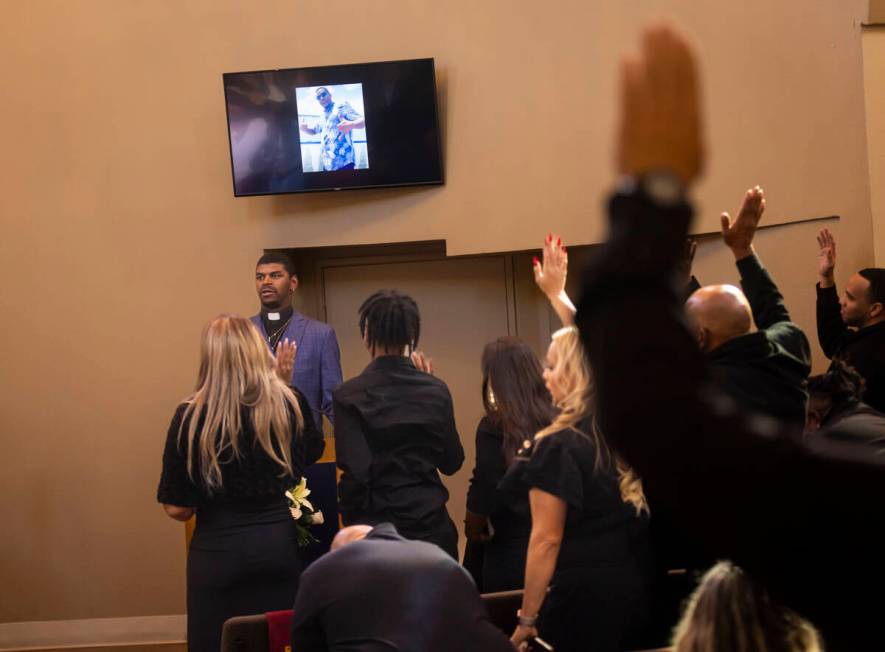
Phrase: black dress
[
  {"left": 466, "top": 417, "right": 531, "bottom": 592},
  {"left": 333, "top": 355, "right": 465, "bottom": 558},
  {"left": 504, "top": 422, "right": 651, "bottom": 652},
  {"left": 157, "top": 389, "right": 324, "bottom": 652}
]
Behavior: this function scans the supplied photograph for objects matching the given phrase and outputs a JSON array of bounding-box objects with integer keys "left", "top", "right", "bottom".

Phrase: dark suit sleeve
[
  {"left": 319, "top": 327, "right": 343, "bottom": 425},
  {"left": 737, "top": 253, "right": 811, "bottom": 365},
  {"left": 437, "top": 386, "right": 465, "bottom": 476},
  {"left": 291, "top": 571, "right": 328, "bottom": 651},
  {"left": 575, "top": 187, "right": 885, "bottom": 647},
  {"left": 293, "top": 388, "right": 325, "bottom": 468},
  {"left": 333, "top": 392, "right": 372, "bottom": 513},
  {"left": 817, "top": 282, "right": 849, "bottom": 358}
]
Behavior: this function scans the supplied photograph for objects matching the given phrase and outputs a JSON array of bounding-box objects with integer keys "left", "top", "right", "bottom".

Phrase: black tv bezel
[{"left": 222, "top": 57, "right": 444, "bottom": 198}]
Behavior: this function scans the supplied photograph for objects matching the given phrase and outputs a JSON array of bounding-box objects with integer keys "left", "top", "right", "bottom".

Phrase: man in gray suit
[{"left": 251, "top": 251, "right": 343, "bottom": 426}]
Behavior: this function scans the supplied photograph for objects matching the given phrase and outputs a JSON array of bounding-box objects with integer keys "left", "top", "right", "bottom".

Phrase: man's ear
[
  {"left": 870, "top": 301, "right": 884, "bottom": 320},
  {"left": 289, "top": 275, "right": 299, "bottom": 293},
  {"left": 697, "top": 327, "right": 709, "bottom": 352}
]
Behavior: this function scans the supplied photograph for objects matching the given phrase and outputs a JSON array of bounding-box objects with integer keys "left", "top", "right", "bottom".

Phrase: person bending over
[
  {"left": 157, "top": 315, "right": 324, "bottom": 652},
  {"left": 507, "top": 326, "right": 651, "bottom": 652},
  {"left": 816, "top": 228, "right": 885, "bottom": 412},
  {"left": 465, "top": 336, "right": 556, "bottom": 592},
  {"left": 333, "top": 289, "right": 464, "bottom": 558},
  {"left": 291, "top": 523, "right": 512, "bottom": 651}
]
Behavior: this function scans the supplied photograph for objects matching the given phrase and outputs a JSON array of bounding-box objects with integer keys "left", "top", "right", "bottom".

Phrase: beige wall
[
  {"left": 0, "top": 0, "right": 878, "bottom": 630},
  {"left": 863, "top": 25, "right": 885, "bottom": 265}
]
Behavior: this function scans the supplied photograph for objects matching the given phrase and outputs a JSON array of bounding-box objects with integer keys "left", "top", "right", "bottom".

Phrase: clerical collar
[{"left": 262, "top": 306, "right": 293, "bottom": 322}]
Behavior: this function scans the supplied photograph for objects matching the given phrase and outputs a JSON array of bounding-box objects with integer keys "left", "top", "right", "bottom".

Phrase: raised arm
[
  {"left": 533, "top": 233, "right": 576, "bottom": 326},
  {"left": 720, "top": 186, "right": 792, "bottom": 329},
  {"left": 815, "top": 228, "right": 850, "bottom": 357}
]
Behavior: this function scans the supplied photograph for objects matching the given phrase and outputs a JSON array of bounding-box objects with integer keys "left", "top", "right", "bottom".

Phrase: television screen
[{"left": 222, "top": 58, "right": 443, "bottom": 196}]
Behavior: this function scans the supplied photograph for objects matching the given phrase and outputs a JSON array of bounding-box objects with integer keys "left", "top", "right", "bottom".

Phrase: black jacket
[
  {"left": 576, "top": 187, "right": 885, "bottom": 651},
  {"left": 706, "top": 254, "right": 811, "bottom": 427},
  {"left": 333, "top": 356, "right": 464, "bottom": 540},
  {"left": 817, "top": 284, "right": 885, "bottom": 413},
  {"left": 818, "top": 401, "right": 885, "bottom": 453},
  {"left": 291, "top": 523, "right": 513, "bottom": 652}
]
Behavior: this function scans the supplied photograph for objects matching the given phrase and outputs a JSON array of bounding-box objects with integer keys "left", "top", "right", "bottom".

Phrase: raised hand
[
  {"left": 817, "top": 228, "right": 836, "bottom": 286},
  {"left": 410, "top": 350, "right": 434, "bottom": 375},
  {"left": 274, "top": 338, "right": 297, "bottom": 383},
  {"left": 533, "top": 233, "right": 568, "bottom": 299},
  {"left": 618, "top": 24, "right": 704, "bottom": 186},
  {"left": 720, "top": 186, "right": 765, "bottom": 260}
]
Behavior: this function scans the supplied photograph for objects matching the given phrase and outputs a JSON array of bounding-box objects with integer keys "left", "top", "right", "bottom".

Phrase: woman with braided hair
[{"left": 332, "top": 289, "right": 465, "bottom": 558}]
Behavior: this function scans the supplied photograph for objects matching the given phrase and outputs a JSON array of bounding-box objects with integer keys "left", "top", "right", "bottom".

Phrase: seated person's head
[
  {"left": 805, "top": 360, "right": 865, "bottom": 434},
  {"left": 685, "top": 284, "right": 753, "bottom": 352},
  {"left": 358, "top": 289, "right": 420, "bottom": 357},
  {"left": 842, "top": 269, "right": 885, "bottom": 328},
  {"left": 331, "top": 524, "right": 373, "bottom": 551},
  {"left": 673, "top": 561, "right": 821, "bottom": 652}
]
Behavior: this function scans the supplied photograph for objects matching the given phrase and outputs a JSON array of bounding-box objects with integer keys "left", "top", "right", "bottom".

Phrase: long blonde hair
[
  {"left": 178, "top": 314, "right": 304, "bottom": 491},
  {"left": 672, "top": 561, "right": 822, "bottom": 652},
  {"left": 536, "top": 326, "right": 648, "bottom": 515}
]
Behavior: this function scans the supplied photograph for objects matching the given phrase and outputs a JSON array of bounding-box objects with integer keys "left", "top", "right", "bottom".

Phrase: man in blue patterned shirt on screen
[{"left": 299, "top": 86, "right": 365, "bottom": 171}]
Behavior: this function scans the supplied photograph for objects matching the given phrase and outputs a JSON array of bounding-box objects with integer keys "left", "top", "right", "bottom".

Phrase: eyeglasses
[{"left": 316, "top": 91, "right": 329, "bottom": 100}]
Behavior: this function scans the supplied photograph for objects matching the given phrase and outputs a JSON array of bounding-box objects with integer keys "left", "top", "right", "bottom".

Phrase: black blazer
[{"left": 333, "top": 356, "right": 464, "bottom": 535}]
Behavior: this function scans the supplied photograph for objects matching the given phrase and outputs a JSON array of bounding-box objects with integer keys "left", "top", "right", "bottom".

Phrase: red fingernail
[
  {"left": 557, "top": 237, "right": 561, "bottom": 246},
  {"left": 533, "top": 256, "right": 539, "bottom": 265}
]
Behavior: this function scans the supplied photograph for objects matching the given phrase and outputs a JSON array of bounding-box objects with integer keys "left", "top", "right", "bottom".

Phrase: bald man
[
  {"left": 290, "top": 523, "right": 513, "bottom": 652},
  {"left": 684, "top": 187, "right": 811, "bottom": 427}
]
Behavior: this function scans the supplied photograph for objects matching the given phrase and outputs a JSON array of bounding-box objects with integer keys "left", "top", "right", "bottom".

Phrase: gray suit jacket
[{"left": 251, "top": 311, "right": 342, "bottom": 424}]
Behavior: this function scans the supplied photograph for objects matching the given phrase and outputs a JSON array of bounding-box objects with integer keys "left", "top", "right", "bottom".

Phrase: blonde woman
[
  {"left": 157, "top": 315, "right": 324, "bottom": 652},
  {"left": 673, "top": 561, "right": 822, "bottom": 652},
  {"left": 508, "top": 326, "right": 652, "bottom": 652}
]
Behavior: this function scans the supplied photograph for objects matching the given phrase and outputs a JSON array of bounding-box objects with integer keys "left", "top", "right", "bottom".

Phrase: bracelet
[{"left": 517, "top": 609, "right": 538, "bottom": 627}]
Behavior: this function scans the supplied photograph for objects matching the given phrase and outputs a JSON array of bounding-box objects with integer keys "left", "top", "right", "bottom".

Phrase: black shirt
[
  {"left": 504, "top": 420, "right": 649, "bottom": 576},
  {"left": 466, "top": 417, "right": 531, "bottom": 541},
  {"left": 817, "top": 283, "right": 885, "bottom": 413},
  {"left": 333, "top": 356, "right": 465, "bottom": 536},
  {"left": 157, "top": 387, "right": 324, "bottom": 507}
]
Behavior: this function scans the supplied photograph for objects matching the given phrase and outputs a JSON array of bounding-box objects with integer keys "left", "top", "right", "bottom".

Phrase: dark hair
[
  {"left": 859, "top": 268, "right": 885, "bottom": 305},
  {"left": 358, "top": 290, "right": 420, "bottom": 354},
  {"left": 256, "top": 251, "right": 296, "bottom": 277},
  {"left": 481, "top": 337, "right": 556, "bottom": 462},
  {"left": 807, "top": 359, "right": 865, "bottom": 421}
]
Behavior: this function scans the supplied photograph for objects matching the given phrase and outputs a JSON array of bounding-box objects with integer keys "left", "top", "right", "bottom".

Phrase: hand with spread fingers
[
  {"left": 618, "top": 24, "right": 704, "bottom": 186},
  {"left": 533, "top": 233, "right": 576, "bottom": 326},
  {"left": 274, "top": 338, "right": 297, "bottom": 383},
  {"left": 721, "top": 186, "right": 766, "bottom": 260},
  {"left": 817, "top": 228, "right": 837, "bottom": 288}
]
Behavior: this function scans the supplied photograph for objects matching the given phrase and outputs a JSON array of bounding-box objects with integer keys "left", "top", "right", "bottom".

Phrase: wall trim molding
[{"left": 0, "top": 616, "right": 185, "bottom": 651}]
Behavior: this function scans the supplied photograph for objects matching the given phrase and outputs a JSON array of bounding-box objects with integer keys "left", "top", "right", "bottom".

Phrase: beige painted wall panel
[
  {"left": 0, "top": 0, "right": 878, "bottom": 626},
  {"left": 863, "top": 26, "right": 885, "bottom": 265}
]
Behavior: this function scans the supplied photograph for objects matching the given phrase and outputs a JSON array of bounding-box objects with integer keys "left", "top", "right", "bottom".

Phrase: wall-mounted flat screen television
[{"left": 222, "top": 58, "right": 443, "bottom": 197}]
